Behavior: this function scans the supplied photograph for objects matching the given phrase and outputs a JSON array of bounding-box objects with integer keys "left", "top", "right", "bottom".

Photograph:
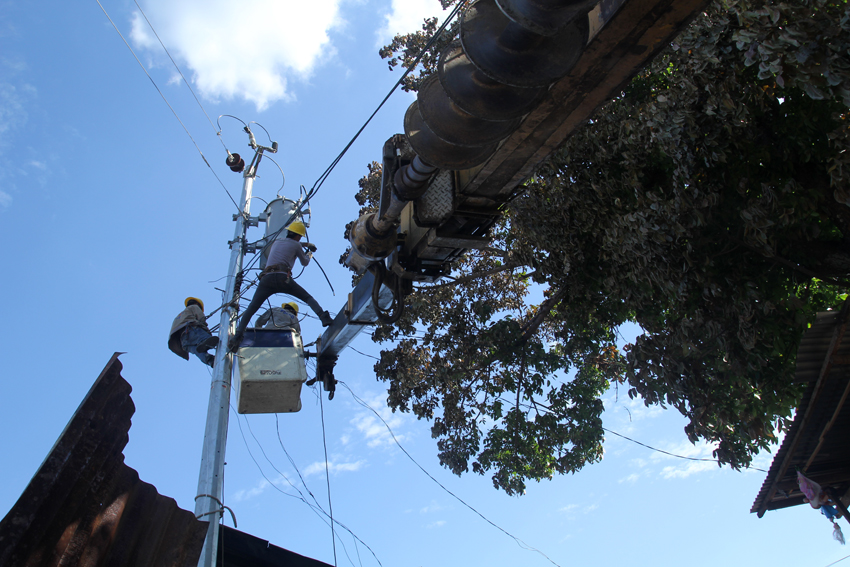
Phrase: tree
[{"left": 354, "top": 0, "right": 850, "bottom": 495}]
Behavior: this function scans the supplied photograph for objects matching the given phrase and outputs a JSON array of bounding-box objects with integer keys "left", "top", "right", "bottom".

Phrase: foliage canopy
[{"left": 356, "top": 0, "right": 850, "bottom": 494}]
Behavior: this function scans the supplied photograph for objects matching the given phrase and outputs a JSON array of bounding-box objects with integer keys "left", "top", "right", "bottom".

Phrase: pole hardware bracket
[
  {"left": 194, "top": 494, "right": 238, "bottom": 527},
  {"left": 232, "top": 212, "right": 260, "bottom": 228}
]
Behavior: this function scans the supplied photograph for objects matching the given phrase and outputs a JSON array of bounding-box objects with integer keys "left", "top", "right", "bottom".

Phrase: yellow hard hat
[
  {"left": 286, "top": 221, "right": 306, "bottom": 237},
  {"left": 282, "top": 302, "right": 299, "bottom": 313},
  {"left": 185, "top": 297, "right": 204, "bottom": 310}
]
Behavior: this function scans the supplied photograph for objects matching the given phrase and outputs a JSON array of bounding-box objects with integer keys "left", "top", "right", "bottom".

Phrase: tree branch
[
  {"left": 520, "top": 286, "right": 569, "bottom": 342},
  {"left": 422, "top": 264, "right": 532, "bottom": 290}
]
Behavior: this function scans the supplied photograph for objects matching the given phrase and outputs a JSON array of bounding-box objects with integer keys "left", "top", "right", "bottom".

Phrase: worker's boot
[
  {"left": 320, "top": 311, "right": 333, "bottom": 327},
  {"left": 197, "top": 336, "right": 219, "bottom": 353}
]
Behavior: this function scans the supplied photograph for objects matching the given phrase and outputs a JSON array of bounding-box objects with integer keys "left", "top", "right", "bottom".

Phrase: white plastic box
[{"left": 236, "top": 329, "right": 307, "bottom": 414}]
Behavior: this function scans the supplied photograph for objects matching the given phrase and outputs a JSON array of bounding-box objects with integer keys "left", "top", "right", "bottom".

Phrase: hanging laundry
[
  {"left": 798, "top": 470, "right": 824, "bottom": 507},
  {"left": 822, "top": 505, "right": 842, "bottom": 522}
]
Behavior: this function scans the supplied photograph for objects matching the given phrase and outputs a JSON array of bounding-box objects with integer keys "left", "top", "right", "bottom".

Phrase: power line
[
  {"left": 241, "top": 412, "right": 354, "bottom": 567},
  {"left": 601, "top": 427, "right": 768, "bottom": 472},
  {"left": 825, "top": 553, "right": 850, "bottom": 567},
  {"left": 337, "top": 381, "right": 562, "bottom": 567},
  {"left": 131, "top": 0, "right": 228, "bottom": 152},
  {"left": 320, "top": 389, "right": 338, "bottom": 567},
  {"left": 349, "top": 346, "right": 380, "bottom": 361},
  {"left": 231, "top": 405, "right": 378, "bottom": 566},
  {"left": 305, "top": 1, "right": 465, "bottom": 199},
  {"left": 95, "top": 0, "right": 241, "bottom": 213}
]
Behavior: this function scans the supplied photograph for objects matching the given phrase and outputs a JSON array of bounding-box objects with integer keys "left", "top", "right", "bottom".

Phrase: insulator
[
  {"left": 438, "top": 41, "right": 547, "bottom": 120},
  {"left": 496, "top": 0, "right": 597, "bottom": 36},
  {"left": 460, "top": 0, "right": 588, "bottom": 88},
  {"left": 417, "top": 74, "right": 521, "bottom": 147},
  {"left": 404, "top": 101, "right": 498, "bottom": 171},
  {"left": 226, "top": 153, "right": 245, "bottom": 173}
]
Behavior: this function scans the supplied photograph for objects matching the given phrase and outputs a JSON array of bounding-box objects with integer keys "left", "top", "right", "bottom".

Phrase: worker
[
  {"left": 256, "top": 301, "right": 302, "bottom": 334},
  {"left": 230, "top": 221, "right": 332, "bottom": 352},
  {"left": 168, "top": 297, "right": 219, "bottom": 367}
]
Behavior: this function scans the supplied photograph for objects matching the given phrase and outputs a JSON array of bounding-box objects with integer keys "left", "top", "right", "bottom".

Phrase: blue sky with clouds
[{"left": 1, "top": 1, "right": 847, "bottom": 566}]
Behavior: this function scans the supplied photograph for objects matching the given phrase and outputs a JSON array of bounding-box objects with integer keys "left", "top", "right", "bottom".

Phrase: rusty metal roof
[
  {"left": 751, "top": 300, "right": 850, "bottom": 517},
  {"left": 0, "top": 353, "right": 208, "bottom": 567}
]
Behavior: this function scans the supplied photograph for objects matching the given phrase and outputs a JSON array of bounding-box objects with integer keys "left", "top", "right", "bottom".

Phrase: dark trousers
[{"left": 235, "top": 273, "right": 324, "bottom": 337}]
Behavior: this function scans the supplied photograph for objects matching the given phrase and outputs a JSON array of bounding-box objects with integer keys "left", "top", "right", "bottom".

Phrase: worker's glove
[{"left": 303, "top": 242, "right": 317, "bottom": 252}]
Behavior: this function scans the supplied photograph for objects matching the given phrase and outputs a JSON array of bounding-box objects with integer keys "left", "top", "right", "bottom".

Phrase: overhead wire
[
  {"left": 305, "top": 1, "right": 465, "bottom": 199},
  {"left": 825, "top": 553, "right": 850, "bottom": 567},
  {"left": 95, "top": 0, "right": 241, "bottom": 213},
  {"left": 231, "top": 405, "right": 379, "bottom": 566},
  {"left": 241, "top": 413, "right": 356, "bottom": 567},
  {"left": 337, "top": 381, "right": 562, "bottom": 567},
  {"left": 601, "top": 427, "right": 769, "bottom": 472},
  {"left": 349, "top": 346, "right": 380, "bottom": 361},
  {"left": 350, "top": 327, "right": 766, "bottom": 472},
  {"left": 131, "top": 0, "right": 228, "bottom": 153},
  {"left": 320, "top": 389, "right": 339, "bottom": 567}
]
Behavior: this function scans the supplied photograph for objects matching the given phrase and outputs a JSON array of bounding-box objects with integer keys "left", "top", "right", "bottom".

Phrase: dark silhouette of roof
[
  {"left": 0, "top": 353, "right": 208, "bottom": 567},
  {"left": 218, "top": 526, "right": 333, "bottom": 567},
  {"left": 751, "top": 300, "right": 850, "bottom": 517}
]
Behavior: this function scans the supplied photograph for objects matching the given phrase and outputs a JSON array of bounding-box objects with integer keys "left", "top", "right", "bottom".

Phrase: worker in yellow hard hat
[
  {"left": 230, "top": 221, "right": 332, "bottom": 352},
  {"left": 255, "top": 301, "right": 301, "bottom": 334},
  {"left": 168, "top": 297, "right": 219, "bottom": 367}
]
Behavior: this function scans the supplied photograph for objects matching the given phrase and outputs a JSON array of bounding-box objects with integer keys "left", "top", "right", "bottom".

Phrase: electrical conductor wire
[
  {"left": 338, "top": 381, "right": 562, "bottom": 567},
  {"left": 231, "top": 405, "right": 378, "bottom": 566},
  {"left": 132, "top": 0, "right": 228, "bottom": 153},
  {"left": 95, "top": 0, "right": 241, "bottom": 213},
  {"left": 320, "top": 392, "right": 339, "bottom": 567},
  {"left": 305, "top": 1, "right": 465, "bottom": 199}
]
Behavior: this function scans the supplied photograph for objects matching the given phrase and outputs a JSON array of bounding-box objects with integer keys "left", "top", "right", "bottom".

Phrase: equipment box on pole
[{"left": 236, "top": 329, "right": 307, "bottom": 414}]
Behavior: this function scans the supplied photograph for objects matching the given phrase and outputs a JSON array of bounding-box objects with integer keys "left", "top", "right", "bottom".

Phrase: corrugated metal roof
[
  {"left": 0, "top": 353, "right": 208, "bottom": 567},
  {"left": 751, "top": 300, "right": 850, "bottom": 517}
]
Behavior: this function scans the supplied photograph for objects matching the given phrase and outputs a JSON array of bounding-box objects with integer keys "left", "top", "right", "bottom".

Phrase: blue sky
[{"left": 1, "top": 1, "right": 848, "bottom": 566}]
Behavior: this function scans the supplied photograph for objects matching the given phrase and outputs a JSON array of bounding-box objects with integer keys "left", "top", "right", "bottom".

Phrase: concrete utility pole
[{"left": 194, "top": 129, "right": 275, "bottom": 567}]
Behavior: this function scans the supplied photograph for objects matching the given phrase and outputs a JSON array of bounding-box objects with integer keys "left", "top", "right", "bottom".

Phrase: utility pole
[{"left": 194, "top": 128, "right": 276, "bottom": 567}]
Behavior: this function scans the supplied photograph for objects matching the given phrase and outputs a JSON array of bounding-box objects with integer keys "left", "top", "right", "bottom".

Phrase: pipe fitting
[{"left": 349, "top": 212, "right": 397, "bottom": 262}]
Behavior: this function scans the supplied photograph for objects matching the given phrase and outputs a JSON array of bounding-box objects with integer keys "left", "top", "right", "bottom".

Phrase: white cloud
[
  {"left": 0, "top": 190, "right": 11, "bottom": 208},
  {"left": 419, "top": 500, "right": 444, "bottom": 514},
  {"left": 425, "top": 520, "right": 446, "bottom": 529},
  {"left": 28, "top": 160, "right": 45, "bottom": 170},
  {"left": 559, "top": 504, "right": 579, "bottom": 513},
  {"left": 618, "top": 473, "right": 640, "bottom": 484},
  {"left": 130, "top": 0, "right": 346, "bottom": 110},
  {"left": 303, "top": 459, "right": 365, "bottom": 476},
  {"left": 231, "top": 478, "right": 270, "bottom": 502},
  {"left": 349, "top": 392, "right": 408, "bottom": 448},
  {"left": 376, "top": 0, "right": 446, "bottom": 47},
  {"left": 652, "top": 440, "right": 719, "bottom": 479}
]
